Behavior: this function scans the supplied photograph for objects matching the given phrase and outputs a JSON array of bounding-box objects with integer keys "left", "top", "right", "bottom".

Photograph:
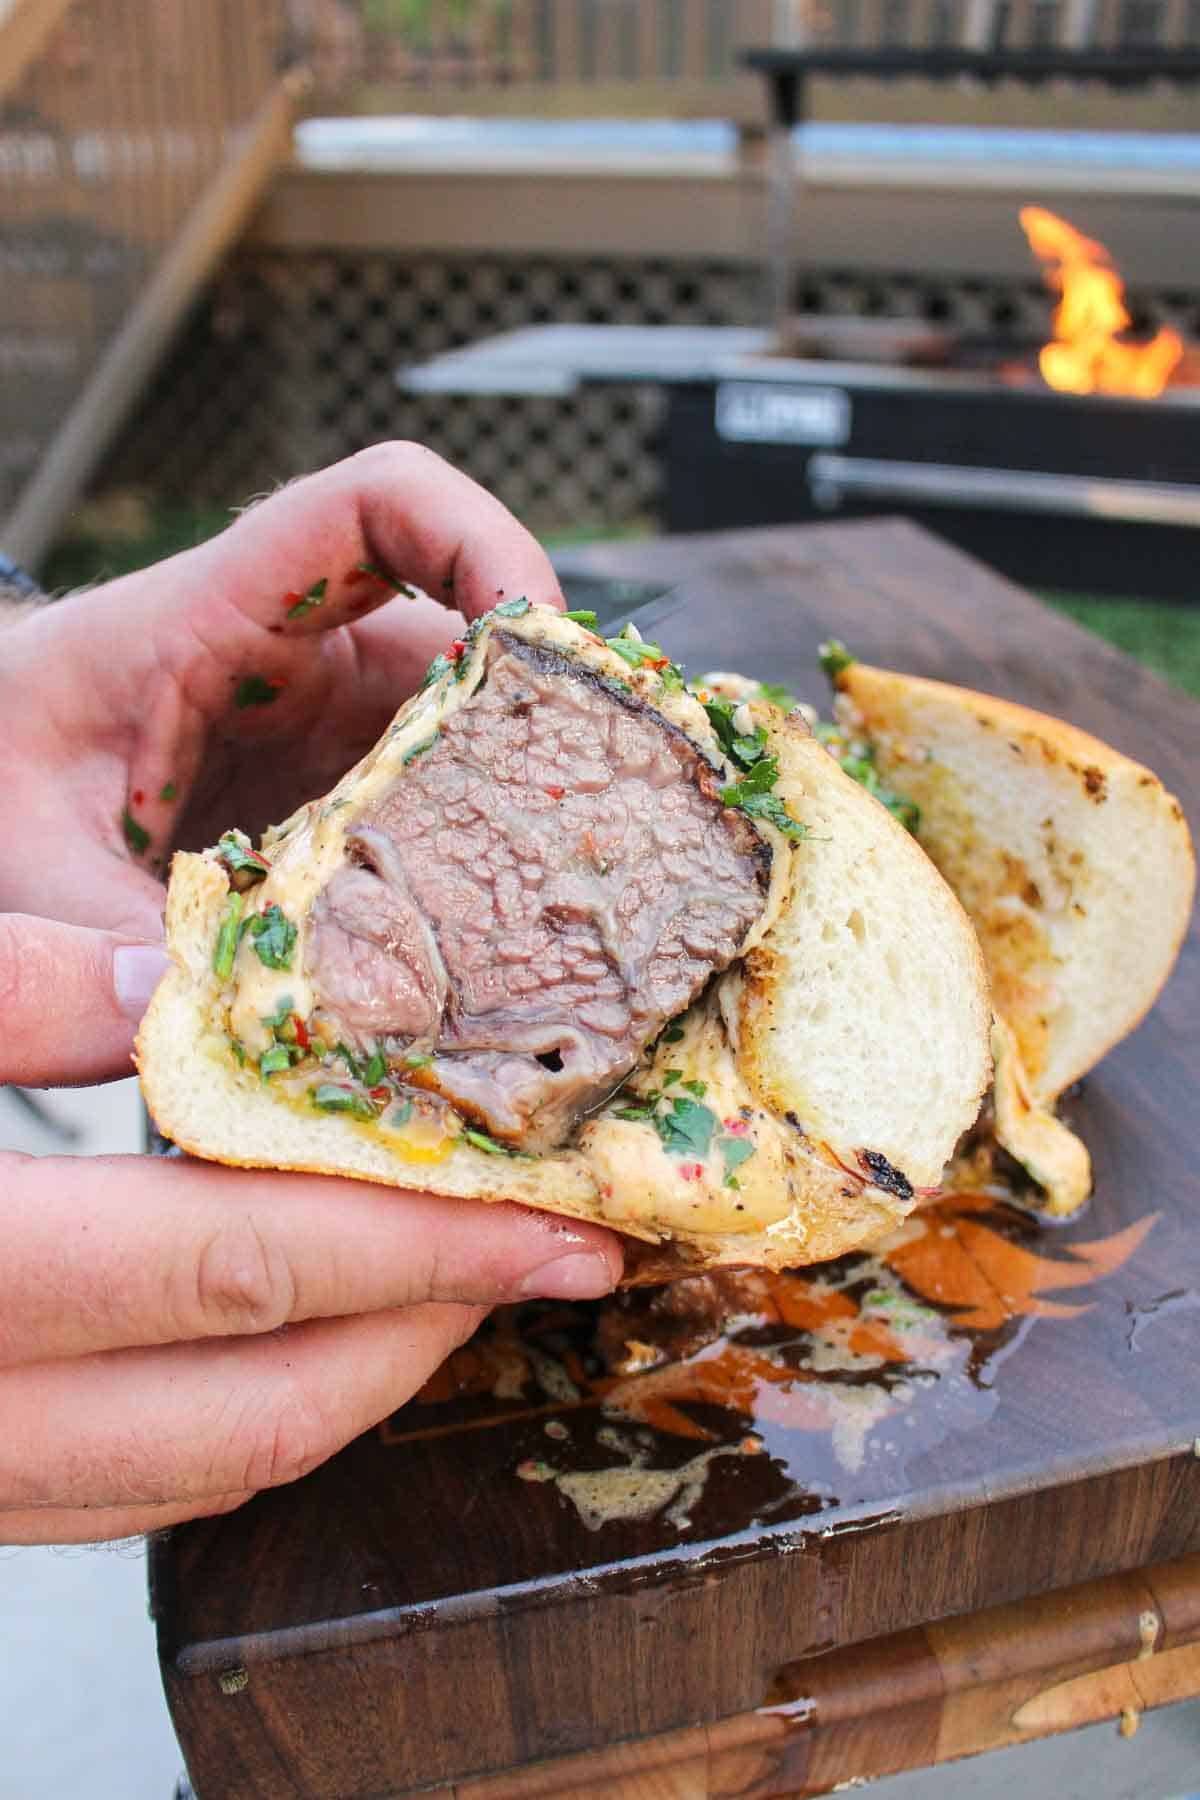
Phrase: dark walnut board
[{"left": 152, "top": 520, "right": 1200, "bottom": 1800}]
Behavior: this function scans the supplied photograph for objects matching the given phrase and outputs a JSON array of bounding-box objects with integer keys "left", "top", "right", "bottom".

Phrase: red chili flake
[
  {"left": 599, "top": 1183, "right": 613, "bottom": 1199},
  {"left": 545, "top": 784, "right": 565, "bottom": 800},
  {"left": 370, "top": 1085, "right": 391, "bottom": 1103},
  {"left": 291, "top": 1014, "right": 311, "bottom": 1051},
  {"left": 723, "top": 1116, "right": 750, "bottom": 1135},
  {"left": 344, "top": 566, "right": 371, "bottom": 587},
  {"left": 448, "top": 639, "right": 467, "bottom": 662},
  {"left": 679, "top": 1162, "right": 705, "bottom": 1182},
  {"left": 281, "top": 591, "right": 303, "bottom": 613},
  {"left": 649, "top": 656, "right": 670, "bottom": 671},
  {"left": 132, "top": 789, "right": 145, "bottom": 807},
  {"left": 267, "top": 677, "right": 287, "bottom": 691}
]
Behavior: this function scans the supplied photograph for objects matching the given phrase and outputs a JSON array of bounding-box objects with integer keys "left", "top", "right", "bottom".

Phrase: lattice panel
[{"left": 99, "top": 249, "right": 1200, "bottom": 534}]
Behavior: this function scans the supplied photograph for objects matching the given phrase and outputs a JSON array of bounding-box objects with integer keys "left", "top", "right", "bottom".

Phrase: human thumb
[{"left": 0, "top": 914, "right": 170, "bottom": 1087}]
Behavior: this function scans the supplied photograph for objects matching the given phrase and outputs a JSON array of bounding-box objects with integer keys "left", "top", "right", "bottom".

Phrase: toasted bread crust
[
  {"left": 837, "top": 663, "right": 1195, "bottom": 1103},
  {"left": 136, "top": 629, "right": 995, "bottom": 1273}
]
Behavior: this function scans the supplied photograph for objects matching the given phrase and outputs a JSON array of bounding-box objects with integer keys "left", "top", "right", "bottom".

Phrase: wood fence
[{"left": 0, "top": 0, "right": 303, "bottom": 563}]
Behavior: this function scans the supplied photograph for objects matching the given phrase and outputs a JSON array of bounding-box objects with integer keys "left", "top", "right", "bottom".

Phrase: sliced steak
[{"left": 306, "top": 631, "right": 771, "bottom": 1149}]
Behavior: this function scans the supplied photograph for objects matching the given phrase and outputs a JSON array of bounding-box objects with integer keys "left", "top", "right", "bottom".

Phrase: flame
[{"left": 1019, "top": 205, "right": 1183, "bottom": 398}]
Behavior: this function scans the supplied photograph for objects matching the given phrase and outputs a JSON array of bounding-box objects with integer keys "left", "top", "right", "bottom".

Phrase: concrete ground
[{"left": 0, "top": 1080, "right": 184, "bottom": 1799}]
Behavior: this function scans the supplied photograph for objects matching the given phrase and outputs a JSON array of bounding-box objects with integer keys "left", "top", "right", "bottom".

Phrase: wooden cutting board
[{"left": 152, "top": 519, "right": 1200, "bottom": 1800}]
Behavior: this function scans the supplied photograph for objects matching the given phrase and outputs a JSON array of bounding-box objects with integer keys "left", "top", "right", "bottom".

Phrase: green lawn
[
  {"left": 1041, "top": 594, "right": 1200, "bottom": 699},
  {"left": 42, "top": 507, "right": 1200, "bottom": 701}
]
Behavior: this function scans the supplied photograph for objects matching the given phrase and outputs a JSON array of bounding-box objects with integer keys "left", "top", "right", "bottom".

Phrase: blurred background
[
  {"left": 2, "top": 3, "right": 1200, "bottom": 1794},
  {"left": 0, "top": 0, "right": 1198, "bottom": 689}
]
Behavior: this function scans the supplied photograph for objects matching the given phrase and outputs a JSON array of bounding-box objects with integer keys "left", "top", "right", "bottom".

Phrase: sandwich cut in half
[
  {"left": 822, "top": 650, "right": 1195, "bottom": 1216},
  {"left": 138, "top": 603, "right": 992, "bottom": 1276}
]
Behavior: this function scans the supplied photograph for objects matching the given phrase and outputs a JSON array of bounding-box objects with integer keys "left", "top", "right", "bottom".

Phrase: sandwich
[
  {"left": 137, "top": 603, "right": 993, "bottom": 1276},
  {"left": 818, "top": 647, "right": 1195, "bottom": 1215}
]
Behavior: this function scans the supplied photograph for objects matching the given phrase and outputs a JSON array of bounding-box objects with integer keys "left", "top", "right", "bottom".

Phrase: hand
[
  {"left": 0, "top": 446, "right": 623, "bottom": 1544},
  {"left": 0, "top": 441, "right": 565, "bottom": 938},
  {"left": 0, "top": 915, "right": 622, "bottom": 1546}
]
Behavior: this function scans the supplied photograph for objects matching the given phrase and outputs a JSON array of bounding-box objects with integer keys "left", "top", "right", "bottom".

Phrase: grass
[
  {"left": 41, "top": 501, "right": 1200, "bottom": 701},
  {"left": 1041, "top": 594, "right": 1200, "bottom": 699},
  {"left": 42, "top": 502, "right": 233, "bottom": 593}
]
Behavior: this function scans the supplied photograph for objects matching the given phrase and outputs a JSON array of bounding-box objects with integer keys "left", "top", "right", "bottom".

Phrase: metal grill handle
[{"left": 808, "top": 454, "right": 1200, "bottom": 529}]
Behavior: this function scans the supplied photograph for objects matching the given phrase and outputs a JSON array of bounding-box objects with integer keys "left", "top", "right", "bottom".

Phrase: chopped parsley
[
  {"left": 681, "top": 1078, "right": 707, "bottom": 1099},
  {"left": 261, "top": 993, "right": 295, "bottom": 1032},
  {"left": 246, "top": 904, "right": 297, "bottom": 971},
  {"left": 333, "top": 1042, "right": 363, "bottom": 1079},
  {"left": 563, "top": 608, "right": 598, "bottom": 628},
  {"left": 357, "top": 561, "right": 417, "bottom": 598},
  {"left": 719, "top": 1137, "right": 757, "bottom": 1188},
  {"left": 462, "top": 1125, "right": 533, "bottom": 1158},
  {"left": 733, "top": 727, "right": 770, "bottom": 765},
  {"left": 661, "top": 1022, "right": 685, "bottom": 1045},
  {"left": 403, "top": 1050, "right": 434, "bottom": 1069},
  {"left": 815, "top": 725, "right": 921, "bottom": 835},
  {"left": 121, "top": 808, "right": 150, "bottom": 856},
  {"left": 654, "top": 1096, "right": 716, "bottom": 1161},
  {"left": 839, "top": 752, "right": 921, "bottom": 834},
  {"left": 402, "top": 735, "right": 437, "bottom": 766},
  {"left": 702, "top": 698, "right": 773, "bottom": 775},
  {"left": 212, "top": 891, "right": 245, "bottom": 979},
  {"left": 758, "top": 681, "right": 800, "bottom": 711},
  {"left": 605, "top": 635, "right": 660, "bottom": 668},
  {"left": 363, "top": 1050, "right": 388, "bottom": 1086},
  {"left": 312, "top": 1083, "right": 377, "bottom": 1120},
  {"left": 819, "top": 639, "right": 855, "bottom": 680},
  {"left": 863, "top": 1288, "right": 937, "bottom": 1325},
  {"left": 720, "top": 755, "right": 779, "bottom": 802},
  {"left": 463, "top": 1126, "right": 509, "bottom": 1155},
  {"left": 731, "top": 789, "right": 808, "bottom": 840},
  {"left": 493, "top": 596, "right": 531, "bottom": 618},
  {"left": 662, "top": 1069, "right": 682, "bottom": 1087},
  {"left": 604, "top": 626, "right": 677, "bottom": 673},
  {"left": 719, "top": 754, "right": 808, "bottom": 841},
  {"left": 419, "top": 651, "right": 453, "bottom": 692},
  {"left": 614, "top": 1105, "right": 655, "bottom": 1122},
  {"left": 234, "top": 674, "right": 282, "bottom": 709},
  {"left": 259, "top": 1044, "right": 292, "bottom": 1080},
  {"left": 286, "top": 576, "right": 327, "bottom": 621},
  {"left": 159, "top": 781, "right": 177, "bottom": 802},
  {"left": 229, "top": 1037, "right": 246, "bottom": 1066},
  {"left": 217, "top": 831, "right": 270, "bottom": 882}
]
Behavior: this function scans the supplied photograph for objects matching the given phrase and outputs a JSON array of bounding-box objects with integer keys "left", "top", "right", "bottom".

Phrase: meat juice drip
[{"left": 392, "top": 1158, "right": 1156, "bottom": 1538}]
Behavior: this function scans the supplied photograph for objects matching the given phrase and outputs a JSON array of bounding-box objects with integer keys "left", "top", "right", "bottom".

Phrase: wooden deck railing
[
  {"left": 0, "top": 0, "right": 304, "bottom": 564},
  {"left": 3, "top": 0, "right": 1197, "bottom": 560},
  {"left": 306, "top": 0, "right": 1199, "bottom": 115}
]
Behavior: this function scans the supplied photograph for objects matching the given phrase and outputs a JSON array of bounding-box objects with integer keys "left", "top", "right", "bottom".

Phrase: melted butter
[
  {"left": 523, "top": 1425, "right": 761, "bottom": 1533},
  {"left": 394, "top": 1158, "right": 1153, "bottom": 1540}
]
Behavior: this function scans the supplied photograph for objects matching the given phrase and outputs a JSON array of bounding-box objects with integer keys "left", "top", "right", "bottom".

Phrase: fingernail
[
  {"left": 114, "top": 945, "right": 171, "bottom": 1022},
  {"left": 518, "top": 1251, "right": 617, "bottom": 1301}
]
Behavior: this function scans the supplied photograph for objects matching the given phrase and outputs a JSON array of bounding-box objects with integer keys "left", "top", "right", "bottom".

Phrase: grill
[
  {"left": 686, "top": 43, "right": 1200, "bottom": 597},
  {"left": 663, "top": 352, "right": 1200, "bottom": 599},
  {"left": 399, "top": 44, "right": 1200, "bottom": 598}
]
